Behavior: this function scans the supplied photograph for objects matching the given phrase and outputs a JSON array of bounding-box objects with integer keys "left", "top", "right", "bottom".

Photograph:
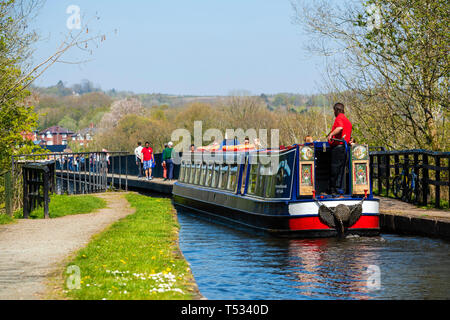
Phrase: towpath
[
  {"left": 379, "top": 196, "right": 450, "bottom": 222},
  {"left": 378, "top": 196, "right": 450, "bottom": 238},
  {"left": 0, "top": 193, "right": 135, "bottom": 300}
]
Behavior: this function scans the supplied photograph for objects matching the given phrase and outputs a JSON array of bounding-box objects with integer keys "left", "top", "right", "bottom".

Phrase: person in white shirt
[{"left": 134, "top": 142, "right": 144, "bottom": 178}]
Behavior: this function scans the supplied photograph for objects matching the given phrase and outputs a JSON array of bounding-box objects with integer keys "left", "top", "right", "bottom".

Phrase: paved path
[
  {"left": 379, "top": 196, "right": 450, "bottom": 222},
  {"left": 0, "top": 193, "right": 135, "bottom": 300}
]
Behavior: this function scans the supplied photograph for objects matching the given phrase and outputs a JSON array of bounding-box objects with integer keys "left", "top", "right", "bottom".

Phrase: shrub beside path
[{"left": 0, "top": 193, "right": 135, "bottom": 300}]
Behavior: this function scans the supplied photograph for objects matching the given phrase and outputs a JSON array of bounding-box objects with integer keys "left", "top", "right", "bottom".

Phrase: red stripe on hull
[
  {"left": 348, "top": 215, "right": 379, "bottom": 229},
  {"left": 289, "top": 215, "right": 379, "bottom": 231}
]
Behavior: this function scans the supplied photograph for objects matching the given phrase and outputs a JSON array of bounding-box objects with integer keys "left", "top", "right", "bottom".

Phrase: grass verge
[
  {"left": 63, "top": 193, "right": 197, "bottom": 300},
  {"left": 0, "top": 213, "right": 15, "bottom": 225},
  {"left": 14, "top": 194, "right": 107, "bottom": 219}
]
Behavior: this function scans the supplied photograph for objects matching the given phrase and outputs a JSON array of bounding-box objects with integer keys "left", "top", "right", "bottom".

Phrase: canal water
[{"left": 177, "top": 209, "right": 450, "bottom": 300}]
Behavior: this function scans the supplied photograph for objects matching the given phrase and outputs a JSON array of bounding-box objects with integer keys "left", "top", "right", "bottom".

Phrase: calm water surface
[{"left": 177, "top": 209, "right": 450, "bottom": 300}]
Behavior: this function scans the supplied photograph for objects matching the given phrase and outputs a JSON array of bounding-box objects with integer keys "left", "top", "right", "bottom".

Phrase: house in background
[
  {"left": 69, "top": 125, "right": 96, "bottom": 146},
  {"left": 38, "top": 126, "right": 75, "bottom": 146},
  {"left": 21, "top": 124, "right": 96, "bottom": 150},
  {"left": 21, "top": 131, "right": 38, "bottom": 142}
]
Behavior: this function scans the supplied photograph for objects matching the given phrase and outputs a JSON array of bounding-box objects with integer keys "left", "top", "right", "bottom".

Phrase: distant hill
[
  {"left": 31, "top": 80, "right": 332, "bottom": 132},
  {"left": 32, "top": 80, "right": 332, "bottom": 108}
]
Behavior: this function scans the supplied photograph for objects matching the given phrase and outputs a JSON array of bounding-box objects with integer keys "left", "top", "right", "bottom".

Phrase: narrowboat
[{"left": 172, "top": 141, "right": 379, "bottom": 238}]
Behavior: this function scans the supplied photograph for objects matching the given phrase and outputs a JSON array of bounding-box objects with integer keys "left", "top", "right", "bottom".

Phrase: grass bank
[
  {"left": 14, "top": 194, "right": 107, "bottom": 219},
  {"left": 0, "top": 213, "right": 14, "bottom": 225},
  {"left": 1, "top": 194, "right": 107, "bottom": 224},
  {"left": 63, "top": 193, "right": 197, "bottom": 300}
]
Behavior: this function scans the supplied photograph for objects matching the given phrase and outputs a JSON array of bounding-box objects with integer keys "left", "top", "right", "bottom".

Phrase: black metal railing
[
  {"left": 369, "top": 149, "right": 450, "bottom": 209},
  {"left": 108, "top": 152, "right": 181, "bottom": 179},
  {"left": 0, "top": 170, "right": 12, "bottom": 216},
  {"left": 10, "top": 151, "right": 128, "bottom": 213},
  {"left": 22, "top": 161, "right": 55, "bottom": 219}
]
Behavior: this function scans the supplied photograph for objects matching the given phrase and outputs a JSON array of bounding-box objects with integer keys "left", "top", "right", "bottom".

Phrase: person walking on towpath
[
  {"left": 162, "top": 141, "right": 174, "bottom": 181},
  {"left": 162, "top": 143, "right": 168, "bottom": 179},
  {"left": 134, "top": 142, "right": 144, "bottom": 178},
  {"left": 326, "top": 102, "right": 352, "bottom": 197},
  {"left": 141, "top": 141, "right": 155, "bottom": 181}
]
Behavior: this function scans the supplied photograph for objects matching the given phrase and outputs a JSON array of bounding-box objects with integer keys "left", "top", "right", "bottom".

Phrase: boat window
[
  {"left": 205, "top": 163, "right": 213, "bottom": 187},
  {"left": 184, "top": 162, "right": 191, "bottom": 183},
  {"left": 265, "top": 175, "right": 276, "bottom": 198},
  {"left": 219, "top": 164, "right": 229, "bottom": 189},
  {"left": 255, "top": 163, "right": 270, "bottom": 196},
  {"left": 273, "top": 151, "right": 295, "bottom": 198},
  {"left": 240, "top": 160, "right": 248, "bottom": 194},
  {"left": 247, "top": 163, "right": 259, "bottom": 195},
  {"left": 227, "top": 164, "right": 238, "bottom": 192},
  {"left": 179, "top": 161, "right": 185, "bottom": 182},
  {"left": 245, "top": 150, "right": 296, "bottom": 198},
  {"left": 211, "top": 163, "right": 220, "bottom": 188},
  {"left": 189, "top": 162, "right": 196, "bottom": 184},
  {"left": 194, "top": 162, "right": 202, "bottom": 184},
  {"left": 261, "top": 163, "right": 276, "bottom": 198},
  {"left": 200, "top": 163, "right": 207, "bottom": 185}
]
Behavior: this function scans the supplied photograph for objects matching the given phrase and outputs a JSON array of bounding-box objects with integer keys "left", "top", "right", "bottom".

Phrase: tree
[
  {"left": 97, "top": 98, "right": 144, "bottom": 134},
  {"left": 293, "top": 0, "right": 449, "bottom": 150},
  {"left": 58, "top": 115, "right": 77, "bottom": 132},
  {"left": 0, "top": 0, "right": 110, "bottom": 169},
  {"left": 0, "top": 0, "right": 39, "bottom": 169}
]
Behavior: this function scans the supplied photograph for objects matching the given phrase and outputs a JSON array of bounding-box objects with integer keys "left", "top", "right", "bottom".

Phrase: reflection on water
[{"left": 177, "top": 208, "right": 450, "bottom": 300}]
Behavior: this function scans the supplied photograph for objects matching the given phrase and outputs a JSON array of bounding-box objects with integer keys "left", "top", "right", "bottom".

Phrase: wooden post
[
  {"left": 422, "top": 154, "right": 429, "bottom": 205},
  {"left": 84, "top": 154, "right": 87, "bottom": 194},
  {"left": 403, "top": 154, "right": 410, "bottom": 201},
  {"left": 125, "top": 154, "right": 128, "bottom": 191},
  {"left": 377, "top": 154, "right": 382, "bottom": 195},
  {"left": 386, "top": 154, "right": 391, "bottom": 197},
  {"left": 435, "top": 155, "right": 441, "bottom": 209},
  {"left": 51, "top": 162, "right": 56, "bottom": 194},
  {"left": 88, "top": 154, "right": 92, "bottom": 193},
  {"left": 111, "top": 155, "right": 114, "bottom": 190},
  {"left": 43, "top": 169, "right": 49, "bottom": 219},
  {"left": 413, "top": 153, "right": 419, "bottom": 202},
  {"left": 119, "top": 155, "right": 122, "bottom": 190},
  {"left": 5, "top": 171, "right": 12, "bottom": 217},
  {"left": 11, "top": 156, "right": 15, "bottom": 215},
  {"left": 23, "top": 168, "right": 29, "bottom": 219},
  {"left": 448, "top": 155, "right": 450, "bottom": 209},
  {"left": 394, "top": 154, "right": 399, "bottom": 177},
  {"left": 30, "top": 169, "right": 35, "bottom": 213}
]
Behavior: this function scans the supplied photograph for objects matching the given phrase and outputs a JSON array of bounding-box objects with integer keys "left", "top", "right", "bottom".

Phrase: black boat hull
[{"left": 173, "top": 183, "right": 380, "bottom": 238}]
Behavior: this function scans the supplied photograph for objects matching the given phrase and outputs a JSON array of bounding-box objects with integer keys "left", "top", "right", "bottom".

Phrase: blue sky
[{"left": 31, "top": 0, "right": 327, "bottom": 95}]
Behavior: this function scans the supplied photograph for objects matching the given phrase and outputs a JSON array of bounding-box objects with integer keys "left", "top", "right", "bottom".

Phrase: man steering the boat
[{"left": 326, "top": 103, "right": 352, "bottom": 197}]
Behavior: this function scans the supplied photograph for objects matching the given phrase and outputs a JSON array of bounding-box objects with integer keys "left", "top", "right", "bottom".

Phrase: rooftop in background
[{"left": 38, "top": 126, "right": 74, "bottom": 135}]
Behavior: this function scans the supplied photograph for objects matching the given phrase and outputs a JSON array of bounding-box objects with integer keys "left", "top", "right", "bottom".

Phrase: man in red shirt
[
  {"left": 141, "top": 141, "right": 154, "bottom": 180},
  {"left": 326, "top": 103, "right": 352, "bottom": 196}
]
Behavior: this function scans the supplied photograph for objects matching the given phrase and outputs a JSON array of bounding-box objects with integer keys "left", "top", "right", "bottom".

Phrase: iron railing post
[
  {"left": 5, "top": 171, "right": 12, "bottom": 217},
  {"left": 125, "top": 153, "right": 128, "bottom": 191}
]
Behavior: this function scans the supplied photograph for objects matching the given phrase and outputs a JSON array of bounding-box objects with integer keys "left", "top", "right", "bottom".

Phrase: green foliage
[
  {"left": 35, "top": 91, "right": 112, "bottom": 131},
  {"left": 14, "top": 194, "right": 107, "bottom": 219},
  {"left": 0, "top": 213, "right": 14, "bottom": 225},
  {"left": 65, "top": 194, "right": 195, "bottom": 300},
  {"left": 294, "top": 0, "right": 449, "bottom": 151},
  {"left": 0, "top": 0, "right": 40, "bottom": 170},
  {"left": 58, "top": 115, "right": 78, "bottom": 132},
  {"left": 353, "top": 0, "right": 449, "bottom": 150}
]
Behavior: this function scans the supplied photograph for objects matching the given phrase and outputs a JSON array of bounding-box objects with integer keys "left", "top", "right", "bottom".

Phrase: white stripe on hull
[{"left": 288, "top": 200, "right": 379, "bottom": 216}]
